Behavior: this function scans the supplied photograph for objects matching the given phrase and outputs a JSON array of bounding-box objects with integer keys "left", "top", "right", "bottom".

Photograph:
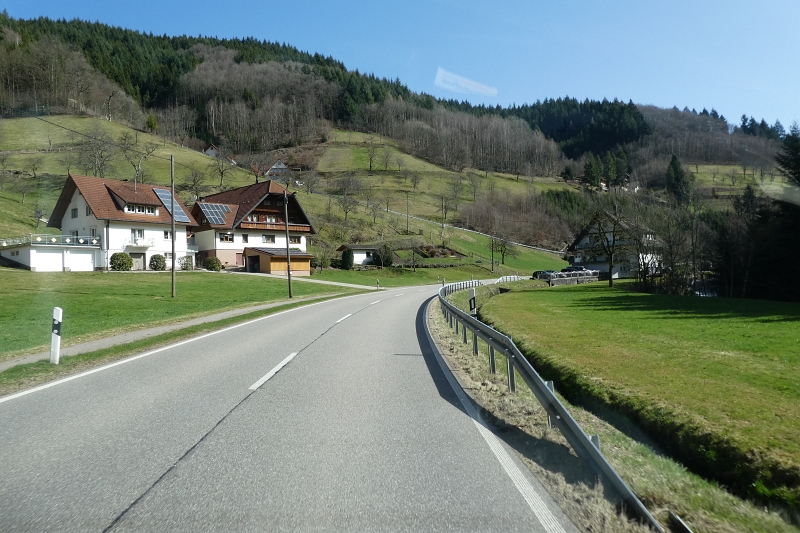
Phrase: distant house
[
  {"left": 565, "top": 211, "right": 660, "bottom": 279},
  {"left": 336, "top": 244, "right": 382, "bottom": 266},
  {"left": 243, "top": 247, "right": 313, "bottom": 276},
  {"left": 0, "top": 175, "right": 196, "bottom": 271},
  {"left": 190, "top": 180, "right": 315, "bottom": 269}
]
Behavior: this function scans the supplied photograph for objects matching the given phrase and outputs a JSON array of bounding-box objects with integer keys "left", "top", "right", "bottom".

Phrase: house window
[
  {"left": 164, "top": 230, "right": 172, "bottom": 240},
  {"left": 89, "top": 228, "right": 97, "bottom": 237},
  {"left": 85, "top": 205, "right": 92, "bottom": 216},
  {"left": 264, "top": 199, "right": 271, "bottom": 206},
  {"left": 277, "top": 200, "right": 283, "bottom": 206},
  {"left": 71, "top": 230, "right": 79, "bottom": 237},
  {"left": 266, "top": 215, "right": 277, "bottom": 223},
  {"left": 165, "top": 253, "right": 173, "bottom": 260},
  {"left": 289, "top": 217, "right": 296, "bottom": 224},
  {"left": 242, "top": 234, "right": 249, "bottom": 243},
  {"left": 262, "top": 234, "right": 275, "bottom": 244},
  {"left": 219, "top": 233, "right": 233, "bottom": 243},
  {"left": 131, "top": 229, "right": 144, "bottom": 241},
  {"left": 245, "top": 214, "right": 257, "bottom": 222},
  {"left": 71, "top": 208, "right": 78, "bottom": 219},
  {"left": 146, "top": 206, "right": 156, "bottom": 214},
  {"left": 289, "top": 236, "right": 301, "bottom": 245}
]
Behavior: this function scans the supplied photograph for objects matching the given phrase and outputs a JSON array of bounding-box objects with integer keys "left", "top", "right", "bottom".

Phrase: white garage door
[
  {"left": 31, "top": 249, "right": 64, "bottom": 272},
  {"left": 65, "top": 249, "right": 95, "bottom": 272}
]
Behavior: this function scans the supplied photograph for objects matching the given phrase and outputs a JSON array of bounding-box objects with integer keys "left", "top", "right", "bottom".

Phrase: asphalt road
[{"left": 0, "top": 287, "right": 576, "bottom": 532}]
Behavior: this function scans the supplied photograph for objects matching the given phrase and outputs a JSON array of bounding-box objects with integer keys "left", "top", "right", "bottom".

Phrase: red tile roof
[{"left": 48, "top": 174, "right": 197, "bottom": 228}]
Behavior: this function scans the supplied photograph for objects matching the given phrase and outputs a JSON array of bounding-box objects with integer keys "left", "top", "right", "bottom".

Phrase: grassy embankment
[
  {"left": 437, "top": 283, "right": 798, "bottom": 533},
  {"left": 0, "top": 267, "right": 358, "bottom": 360},
  {"left": 448, "top": 281, "right": 800, "bottom": 525}
]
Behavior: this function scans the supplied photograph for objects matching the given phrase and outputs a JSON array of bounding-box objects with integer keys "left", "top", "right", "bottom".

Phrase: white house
[
  {"left": 190, "top": 180, "right": 315, "bottom": 268},
  {"left": 336, "top": 244, "right": 383, "bottom": 266},
  {"left": 0, "top": 174, "right": 197, "bottom": 271},
  {"left": 565, "top": 211, "right": 661, "bottom": 280}
]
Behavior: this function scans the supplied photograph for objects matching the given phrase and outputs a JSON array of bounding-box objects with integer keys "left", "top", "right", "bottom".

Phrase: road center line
[
  {"left": 249, "top": 353, "right": 297, "bottom": 390},
  {"left": 369, "top": 301, "right": 380, "bottom": 305},
  {"left": 336, "top": 313, "right": 352, "bottom": 323}
]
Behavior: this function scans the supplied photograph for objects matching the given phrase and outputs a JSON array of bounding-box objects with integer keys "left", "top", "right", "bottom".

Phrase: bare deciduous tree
[
  {"left": 119, "top": 132, "right": 158, "bottom": 186},
  {"left": 381, "top": 145, "right": 392, "bottom": 171},
  {"left": 208, "top": 147, "right": 234, "bottom": 188},
  {"left": 77, "top": 126, "right": 116, "bottom": 178},
  {"left": 178, "top": 165, "right": 210, "bottom": 200},
  {"left": 410, "top": 171, "right": 422, "bottom": 193},
  {"left": 337, "top": 195, "right": 359, "bottom": 220},
  {"left": 366, "top": 143, "right": 377, "bottom": 172},
  {"left": 302, "top": 172, "right": 320, "bottom": 195}
]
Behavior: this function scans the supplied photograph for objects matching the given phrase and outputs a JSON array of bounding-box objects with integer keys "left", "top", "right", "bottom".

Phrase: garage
[{"left": 64, "top": 249, "right": 95, "bottom": 272}]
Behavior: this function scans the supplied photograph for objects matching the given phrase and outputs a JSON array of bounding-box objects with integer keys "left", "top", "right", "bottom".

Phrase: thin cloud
[{"left": 434, "top": 67, "right": 497, "bottom": 97}]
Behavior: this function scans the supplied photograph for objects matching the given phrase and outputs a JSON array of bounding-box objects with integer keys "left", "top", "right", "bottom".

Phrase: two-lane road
[{"left": 0, "top": 287, "right": 576, "bottom": 532}]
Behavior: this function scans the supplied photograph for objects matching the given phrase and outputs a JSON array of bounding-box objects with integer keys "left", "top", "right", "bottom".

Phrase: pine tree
[
  {"left": 603, "top": 152, "right": 617, "bottom": 187},
  {"left": 666, "top": 155, "right": 690, "bottom": 203},
  {"left": 775, "top": 122, "right": 800, "bottom": 187}
]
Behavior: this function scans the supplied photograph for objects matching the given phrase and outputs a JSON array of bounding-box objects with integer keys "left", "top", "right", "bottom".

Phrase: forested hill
[
  {"left": 441, "top": 97, "right": 651, "bottom": 159},
  {"left": 0, "top": 13, "right": 426, "bottom": 115},
  {"left": 0, "top": 13, "right": 650, "bottom": 154}
]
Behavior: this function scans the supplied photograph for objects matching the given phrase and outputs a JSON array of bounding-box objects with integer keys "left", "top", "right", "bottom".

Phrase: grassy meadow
[
  {"left": 0, "top": 267, "right": 358, "bottom": 359},
  {"left": 455, "top": 281, "right": 800, "bottom": 515},
  {"left": 435, "top": 285, "right": 799, "bottom": 533}
]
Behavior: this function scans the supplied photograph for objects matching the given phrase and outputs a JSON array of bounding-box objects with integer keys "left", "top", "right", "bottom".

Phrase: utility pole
[
  {"left": 405, "top": 191, "right": 409, "bottom": 235},
  {"left": 284, "top": 190, "right": 293, "bottom": 298},
  {"left": 441, "top": 195, "right": 445, "bottom": 246},
  {"left": 170, "top": 155, "right": 176, "bottom": 298}
]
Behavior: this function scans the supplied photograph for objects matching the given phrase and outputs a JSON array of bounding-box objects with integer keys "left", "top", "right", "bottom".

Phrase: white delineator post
[{"left": 50, "top": 307, "right": 62, "bottom": 364}]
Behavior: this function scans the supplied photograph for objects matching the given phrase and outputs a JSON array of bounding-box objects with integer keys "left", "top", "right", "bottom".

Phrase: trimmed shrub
[
  {"left": 203, "top": 257, "right": 223, "bottom": 271},
  {"left": 178, "top": 255, "right": 193, "bottom": 270},
  {"left": 341, "top": 248, "right": 354, "bottom": 270},
  {"left": 110, "top": 252, "right": 133, "bottom": 271},
  {"left": 149, "top": 254, "right": 167, "bottom": 271}
]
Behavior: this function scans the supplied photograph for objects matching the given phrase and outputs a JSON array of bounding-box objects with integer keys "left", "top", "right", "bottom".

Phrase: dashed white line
[
  {"left": 249, "top": 353, "right": 297, "bottom": 390},
  {"left": 369, "top": 301, "right": 381, "bottom": 305},
  {"left": 336, "top": 314, "right": 352, "bottom": 323}
]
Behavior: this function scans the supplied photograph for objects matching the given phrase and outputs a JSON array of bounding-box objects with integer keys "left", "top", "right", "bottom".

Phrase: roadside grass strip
[{"left": 0, "top": 295, "right": 350, "bottom": 399}]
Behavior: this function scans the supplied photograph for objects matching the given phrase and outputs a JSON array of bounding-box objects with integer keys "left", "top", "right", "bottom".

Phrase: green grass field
[
  {"left": 0, "top": 268, "right": 357, "bottom": 359},
  {"left": 468, "top": 281, "right": 800, "bottom": 512}
]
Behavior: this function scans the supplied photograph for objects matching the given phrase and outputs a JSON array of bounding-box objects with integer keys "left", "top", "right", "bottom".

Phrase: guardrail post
[
  {"left": 489, "top": 345, "right": 496, "bottom": 374},
  {"left": 545, "top": 381, "right": 555, "bottom": 428},
  {"left": 590, "top": 434, "right": 601, "bottom": 452},
  {"left": 472, "top": 331, "right": 478, "bottom": 355},
  {"left": 455, "top": 318, "right": 459, "bottom": 335},
  {"left": 462, "top": 322, "right": 468, "bottom": 344},
  {"left": 506, "top": 353, "right": 516, "bottom": 392}
]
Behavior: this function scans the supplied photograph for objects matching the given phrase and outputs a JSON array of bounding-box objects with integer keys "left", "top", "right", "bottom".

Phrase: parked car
[
  {"left": 561, "top": 266, "right": 589, "bottom": 273},
  {"left": 532, "top": 270, "right": 556, "bottom": 279}
]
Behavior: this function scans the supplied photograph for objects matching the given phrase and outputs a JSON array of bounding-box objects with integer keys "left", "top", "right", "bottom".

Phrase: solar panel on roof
[
  {"left": 153, "top": 188, "right": 191, "bottom": 223},
  {"left": 198, "top": 203, "right": 228, "bottom": 225}
]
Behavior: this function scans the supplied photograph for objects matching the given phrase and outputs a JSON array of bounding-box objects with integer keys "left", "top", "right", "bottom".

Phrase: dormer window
[{"left": 125, "top": 204, "right": 157, "bottom": 215}]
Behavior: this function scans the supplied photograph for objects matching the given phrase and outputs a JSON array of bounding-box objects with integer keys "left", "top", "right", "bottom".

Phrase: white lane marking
[
  {"left": 422, "top": 302, "right": 566, "bottom": 533},
  {"left": 249, "top": 353, "right": 297, "bottom": 390},
  {"left": 369, "top": 301, "right": 381, "bottom": 305},
  {"left": 0, "top": 294, "right": 370, "bottom": 405},
  {"left": 336, "top": 313, "right": 352, "bottom": 323}
]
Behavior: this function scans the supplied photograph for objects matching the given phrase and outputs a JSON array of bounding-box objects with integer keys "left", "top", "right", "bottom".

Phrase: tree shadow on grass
[{"left": 533, "top": 285, "right": 800, "bottom": 323}]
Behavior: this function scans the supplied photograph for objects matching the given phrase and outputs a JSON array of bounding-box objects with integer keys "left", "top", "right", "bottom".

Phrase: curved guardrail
[{"left": 437, "top": 281, "right": 664, "bottom": 533}]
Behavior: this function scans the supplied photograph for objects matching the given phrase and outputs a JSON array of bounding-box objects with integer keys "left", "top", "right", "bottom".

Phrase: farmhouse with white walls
[
  {"left": 0, "top": 174, "right": 196, "bottom": 271},
  {"left": 190, "top": 180, "right": 315, "bottom": 269}
]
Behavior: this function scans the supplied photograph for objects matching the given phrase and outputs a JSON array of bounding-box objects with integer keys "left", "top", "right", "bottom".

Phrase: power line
[{"left": 31, "top": 115, "right": 201, "bottom": 174}]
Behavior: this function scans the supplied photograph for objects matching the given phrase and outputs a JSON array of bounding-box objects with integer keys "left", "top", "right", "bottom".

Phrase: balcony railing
[
  {"left": 0, "top": 234, "right": 103, "bottom": 248},
  {"left": 123, "top": 238, "right": 155, "bottom": 248}
]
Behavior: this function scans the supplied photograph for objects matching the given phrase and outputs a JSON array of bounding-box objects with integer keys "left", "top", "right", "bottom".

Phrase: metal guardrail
[
  {"left": 437, "top": 281, "right": 664, "bottom": 533},
  {"left": 0, "top": 234, "right": 103, "bottom": 248},
  {"left": 495, "top": 275, "right": 526, "bottom": 284}
]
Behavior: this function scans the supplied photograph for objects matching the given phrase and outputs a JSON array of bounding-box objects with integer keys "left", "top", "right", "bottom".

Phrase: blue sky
[{"left": 6, "top": 0, "right": 799, "bottom": 126}]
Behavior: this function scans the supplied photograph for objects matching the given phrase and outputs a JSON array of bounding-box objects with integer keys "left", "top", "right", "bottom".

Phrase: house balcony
[
  {"left": 123, "top": 238, "right": 155, "bottom": 248},
  {"left": 238, "top": 222, "right": 312, "bottom": 232},
  {"left": 0, "top": 234, "right": 102, "bottom": 249}
]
